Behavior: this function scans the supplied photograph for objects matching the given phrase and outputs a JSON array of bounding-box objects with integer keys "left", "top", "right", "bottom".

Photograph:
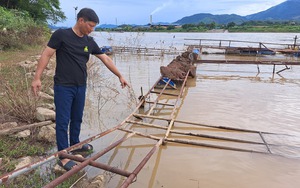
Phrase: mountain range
[
  {"left": 51, "top": 0, "right": 300, "bottom": 29},
  {"left": 174, "top": 0, "right": 300, "bottom": 25}
]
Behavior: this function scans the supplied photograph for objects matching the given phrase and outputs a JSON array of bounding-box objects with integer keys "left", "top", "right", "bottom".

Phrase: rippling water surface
[{"left": 81, "top": 32, "right": 300, "bottom": 188}]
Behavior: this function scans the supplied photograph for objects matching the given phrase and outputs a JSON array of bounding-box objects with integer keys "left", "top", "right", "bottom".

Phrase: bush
[
  {"left": 0, "top": 63, "right": 54, "bottom": 123},
  {"left": 0, "top": 7, "right": 49, "bottom": 50}
]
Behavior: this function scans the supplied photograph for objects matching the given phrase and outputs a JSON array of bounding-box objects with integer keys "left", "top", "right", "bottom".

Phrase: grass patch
[
  {"left": 0, "top": 45, "right": 44, "bottom": 65},
  {"left": 0, "top": 134, "right": 53, "bottom": 174}
]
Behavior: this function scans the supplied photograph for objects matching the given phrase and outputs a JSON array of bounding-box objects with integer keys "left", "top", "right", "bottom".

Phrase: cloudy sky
[{"left": 56, "top": 0, "right": 286, "bottom": 26}]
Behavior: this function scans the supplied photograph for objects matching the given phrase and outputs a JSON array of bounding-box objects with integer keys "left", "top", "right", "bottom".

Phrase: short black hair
[{"left": 77, "top": 8, "right": 99, "bottom": 24}]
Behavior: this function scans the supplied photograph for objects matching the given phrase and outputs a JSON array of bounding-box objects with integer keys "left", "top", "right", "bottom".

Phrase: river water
[{"left": 80, "top": 32, "right": 300, "bottom": 188}]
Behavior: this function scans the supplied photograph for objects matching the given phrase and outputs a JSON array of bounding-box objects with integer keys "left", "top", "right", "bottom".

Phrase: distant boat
[{"left": 101, "top": 46, "right": 113, "bottom": 55}]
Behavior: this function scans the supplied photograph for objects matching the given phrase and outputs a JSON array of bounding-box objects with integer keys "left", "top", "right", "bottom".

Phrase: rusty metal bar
[
  {"left": 44, "top": 133, "right": 135, "bottom": 188},
  {"left": 59, "top": 153, "right": 131, "bottom": 177},
  {"left": 120, "top": 139, "right": 163, "bottom": 188},
  {"left": 0, "top": 86, "right": 152, "bottom": 184},
  {"left": 0, "top": 121, "right": 124, "bottom": 184}
]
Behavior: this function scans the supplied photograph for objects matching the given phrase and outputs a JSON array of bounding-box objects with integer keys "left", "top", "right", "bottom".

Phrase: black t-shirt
[{"left": 48, "top": 28, "right": 103, "bottom": 86}]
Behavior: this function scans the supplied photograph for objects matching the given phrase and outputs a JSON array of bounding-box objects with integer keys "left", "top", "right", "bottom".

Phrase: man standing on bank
[{"left": 31, "top": 8, "right": 129, "bottom": 171}]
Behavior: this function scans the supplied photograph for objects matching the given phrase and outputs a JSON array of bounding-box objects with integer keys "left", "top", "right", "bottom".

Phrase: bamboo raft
[
  {"left": 112, "top": 46, "right": 183, "bottom": 56},
  {"left": 1, "top": 54, "right": 299, "bottom": 187},
  {"left": 194, "top": 59, "right": 299, "bottom": 74}
]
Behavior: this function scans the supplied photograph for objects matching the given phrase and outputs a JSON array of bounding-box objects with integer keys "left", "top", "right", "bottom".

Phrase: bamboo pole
[
  {"left": 119, "top": 128, "right": 267, "bottom": 154},
  {"left": 145, "top": 101, "right": 175, "bottom": 106},
  {"left": 162, "top": 119, "right": 175, "bottom": 145},
  {"left": 147, "top": 78, "right": 172, "bottom": 116},
  {"left": 126, "top": 120, "right": 266, "bottom": 145},
  {"left": 174, "top": 119, "right": 293, "bottom": 136},
  {"left": 150, "top": 91, "right": 179, "bottom": 96},
  {"left": 0, "top": 121, "right": 53, "bottom": 136},
  {"left": 259, "top": 132, "right": 272, "bottom": 154},
  {"left": 132, "top": 114, "right": 292, "bottom": 136}
]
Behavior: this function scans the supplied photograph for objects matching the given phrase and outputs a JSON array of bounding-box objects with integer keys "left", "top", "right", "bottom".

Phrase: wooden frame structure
[{"left": 1, "top": 70, "right": 298, "bottom": 187}]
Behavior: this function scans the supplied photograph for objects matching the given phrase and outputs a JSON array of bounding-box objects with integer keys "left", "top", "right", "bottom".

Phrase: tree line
[
  {"left": 0, "top": 0, "right": 65, "bottom": 50},
  {"left": 98, "top": 21, "right": 300, "bottom": 33}
]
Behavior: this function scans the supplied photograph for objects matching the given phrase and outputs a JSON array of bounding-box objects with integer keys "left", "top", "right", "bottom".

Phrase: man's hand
[
  {"left": 119, "top": 76, "right": 130, "bottom": 89},
  {"left": 31, "top": 79, "right": 42, "bottom": 96}
]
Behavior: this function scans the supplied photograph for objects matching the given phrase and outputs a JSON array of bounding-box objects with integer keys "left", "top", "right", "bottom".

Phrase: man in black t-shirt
[{"left": 31, "top": 8, "right": 129, "bottom": 171}]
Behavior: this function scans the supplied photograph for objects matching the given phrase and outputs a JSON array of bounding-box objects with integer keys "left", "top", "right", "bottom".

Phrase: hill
[
  {"left": 174, "top": 0, "right": 300, "bottom": 25},
  {"left": 246, "top": 0, "right": 300, "bottom": 21},
  {"left": 174, "top": 13, "right": 246, "bottom": 25}
]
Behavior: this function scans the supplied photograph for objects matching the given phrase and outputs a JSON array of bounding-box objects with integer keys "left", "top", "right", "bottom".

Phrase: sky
[{"left": 55, "top": 0, "right": 287, "bottom": 26}]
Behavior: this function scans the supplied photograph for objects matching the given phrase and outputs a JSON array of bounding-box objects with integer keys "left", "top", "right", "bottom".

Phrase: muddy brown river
[{"left": 80, "top": 32, "right": 300, "bottom": 188}]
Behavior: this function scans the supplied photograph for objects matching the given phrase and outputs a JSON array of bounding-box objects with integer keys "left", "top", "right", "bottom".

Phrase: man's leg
[
  {"left": 54, "top": 85, "right": 76, "bottom": 151},
  {"left": 69, "top": 85, "right": 86, "bottom": 146}
]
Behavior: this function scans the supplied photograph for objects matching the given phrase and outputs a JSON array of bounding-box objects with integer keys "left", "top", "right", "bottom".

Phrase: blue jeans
[{"left": 54, "top": 85, "right": 86, "bottom": 151}]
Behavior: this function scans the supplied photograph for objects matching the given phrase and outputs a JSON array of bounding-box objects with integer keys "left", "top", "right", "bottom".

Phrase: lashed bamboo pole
[
  {"left": 131, "top": 113, "right": 292, "bottom": 136},
  {"left": 146, "top": 78, "right": 172, "bottom": 116},
  {"left": 126, "top": 120, "right": 266, "bottom": 145},
  {"left": 119, "top": 128, "right": 268, "bottom": 154},
  {"left": 150, "top": 91, "right": 179, "bottom": 96},
  {"left": 162, "top": 72, "right": 190, "bottom": 144},
  {"left": 174, "top": 119, "right": 293, "bottom": 136},
  {"left": 145, "top": 101, "right": 175, "bottom": 107},
  {"left": 0, "top": 120, "right": 53, "bottom": 136},
  {"left": 162, "top": 119, "right": 175, "bottom": 145}
]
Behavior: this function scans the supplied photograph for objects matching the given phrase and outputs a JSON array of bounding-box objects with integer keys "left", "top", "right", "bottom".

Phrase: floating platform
[{"left": 185, "top": 38, "right": 300, "bottom": 57}]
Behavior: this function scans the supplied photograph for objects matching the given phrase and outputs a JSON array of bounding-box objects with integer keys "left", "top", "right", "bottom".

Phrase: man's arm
[
  {"left": 31, "top": 46, "right": 56, "bottom": 96},
  {"left": 95, "top": 53, "right": 129, "bottom": 88}
]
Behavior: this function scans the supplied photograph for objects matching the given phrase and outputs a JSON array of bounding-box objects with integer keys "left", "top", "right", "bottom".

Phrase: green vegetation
[
  {"left": 0, "top": 7, "right": 49, "bottom": 50},
  {"left": 97, "top": 21, "right": 300, "bottom": 33},
  {"left": 228, "top": 21, "right": 300, "bottom": 32},
  {"left": 0, "top": 0, "right": 65, "bottom": 50},
  {"left": 0, "top": 135, "right": 51, "bottom": 174},
  {"left": 0, "top": 0, "right": 65, "bottom": 24},
  {"left": 0, "top": 3, "right": 62, "bottom": 187}
]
